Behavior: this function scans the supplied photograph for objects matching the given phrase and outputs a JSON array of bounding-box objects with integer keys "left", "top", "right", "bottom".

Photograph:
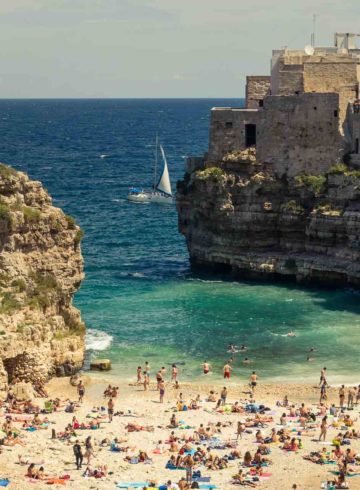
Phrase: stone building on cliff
[
  {"left": 209, "top": 33, "right": 360, "bottom": 176},
  {"left": 177, "top": 33, "right": 360, "bottom": 286}
]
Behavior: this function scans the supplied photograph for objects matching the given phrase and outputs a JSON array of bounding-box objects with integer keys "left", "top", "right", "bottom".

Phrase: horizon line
[{"left": 0, "top": 96, "right": 244, "bottom": 100}]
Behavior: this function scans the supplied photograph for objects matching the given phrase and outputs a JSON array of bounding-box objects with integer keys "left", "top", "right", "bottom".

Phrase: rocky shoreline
[{"left": 0, "top": 163, "right": 85, "bottom": 392}]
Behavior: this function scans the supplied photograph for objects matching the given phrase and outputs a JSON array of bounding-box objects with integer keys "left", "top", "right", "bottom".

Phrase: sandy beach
[{"left": 1, "top": 372, "right": 360, "bottom": 490}]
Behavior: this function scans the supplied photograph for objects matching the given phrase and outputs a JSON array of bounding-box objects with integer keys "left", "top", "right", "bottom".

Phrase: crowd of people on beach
[{"left": 1, "top": 348, "right": 360, "bottom": 489}]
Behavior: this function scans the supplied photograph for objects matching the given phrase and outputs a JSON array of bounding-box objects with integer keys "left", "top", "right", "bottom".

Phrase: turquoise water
[{"left": 0, "top": 99, "right": 360, "bottom": 383}]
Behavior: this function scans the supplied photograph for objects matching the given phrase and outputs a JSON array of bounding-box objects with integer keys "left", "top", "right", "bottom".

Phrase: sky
[{"left": 0, "top": 0, "right": 359, "bottom": 98}]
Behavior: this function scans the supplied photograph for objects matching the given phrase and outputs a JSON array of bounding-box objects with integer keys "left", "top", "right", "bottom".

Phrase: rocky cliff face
[
  {"left": 177, "top": 150, "right": 360, "bottom": 287},
  {"left": 0, "top": 164, "right": 85, "bottom": 392}
]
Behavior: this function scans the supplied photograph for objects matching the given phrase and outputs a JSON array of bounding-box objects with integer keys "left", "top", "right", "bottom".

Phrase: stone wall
[
  {"left": 207, "top": 94, "right": 345, "bottom": 176},
  {"left": 257, "top": 93, "right": 345, "bottom": 176},
  {"left": 271, "top": 57, "right": 304, "bottom": 96},
  {"left": 246, "top": 76, "right": 271, "bottom": 109},
  {"left": 208, "top": 108, "right": 261, "bottom": 163},
  {"left": 303, "top": 58, "right": 359, "bottom": 125}
]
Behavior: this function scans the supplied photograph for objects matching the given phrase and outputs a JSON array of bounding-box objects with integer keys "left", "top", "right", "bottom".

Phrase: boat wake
[{"left": 86, "top": 328, "right": 113, "bottom": 351}]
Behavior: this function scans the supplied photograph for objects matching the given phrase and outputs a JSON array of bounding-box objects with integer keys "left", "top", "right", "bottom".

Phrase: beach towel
[
  {"left": 116, "top": 484, "right": 148, "bottom": 488},
  {"left": 0, "top": 481, "right": 10, "bottom": 487}
]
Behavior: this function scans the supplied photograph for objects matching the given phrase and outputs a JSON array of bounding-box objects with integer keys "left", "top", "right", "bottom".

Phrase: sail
[{"left": 156, "top": 145, "right": 172, "bottom": 196}]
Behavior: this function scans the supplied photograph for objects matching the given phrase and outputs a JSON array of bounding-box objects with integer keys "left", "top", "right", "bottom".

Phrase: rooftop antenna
[{"left": 311, "top": 14, "right": 316, "bottom": 47}]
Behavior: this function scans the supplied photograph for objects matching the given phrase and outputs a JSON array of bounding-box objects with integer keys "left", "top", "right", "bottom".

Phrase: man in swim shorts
[
  {"left": 108, "top": 398, "right": 114, "bottom": 422},
  {"left": 223, "top": 363, "right": 232, "bottom": 379},
  {"left": 250, "top": 372, "right": 257, "bottom": 393},
  {"left": 202, "top": 361, "right": 211, "bottom": 375}
]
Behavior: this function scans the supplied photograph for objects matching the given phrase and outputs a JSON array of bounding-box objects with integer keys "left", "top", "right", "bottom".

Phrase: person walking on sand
[
  {"left": 250, "top": 372, "right": 257, "bottom": 394},
  {"left": 159, "top": 380, "right": 165, "bottom": 403},
  {"left": 108, "top": 398, "right": 114, "bottom": 422},
  {"left": 223, "top": 362, "right": 232, "bottom": 379},
  {"left": 339, "top": 385, "right": 345, "bottom": 409},
  {"left": 84, "top": 436, "right": 94, "bottom": 465},
  {"left": 319, "top": 415, "right": 327, "bottom": 441},
  {"left": 202, "top": 361, "right": 211, "bottom": 375},
  {"left": 77, "top": 380, "right": 85, "bottom": 403},
  {"left": 73, "top": 439, "right": 83, "bottom": 470}
]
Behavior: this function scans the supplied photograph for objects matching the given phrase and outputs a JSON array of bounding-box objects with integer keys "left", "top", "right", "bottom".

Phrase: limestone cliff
[
  {"left": 177, "top": 151, "right": 360, "bottom": 287},
  {"left": 0, "top": 163, "right": 85, "bottom": 391}
]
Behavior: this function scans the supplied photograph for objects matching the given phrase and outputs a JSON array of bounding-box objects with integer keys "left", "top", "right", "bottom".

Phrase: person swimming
[{"left": 286, "top": 331, "right": 296, "bottom": 337}]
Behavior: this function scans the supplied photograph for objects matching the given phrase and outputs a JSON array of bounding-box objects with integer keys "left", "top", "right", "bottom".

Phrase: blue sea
[{"left": 1, "top": 98, "right": 360, "bottom": 384}]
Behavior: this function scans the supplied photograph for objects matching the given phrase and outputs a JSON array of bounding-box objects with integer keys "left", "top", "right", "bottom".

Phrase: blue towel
[
  {"left": 199, "top": 486, "right": 217, "bottom": 489},
  {"left": 0, "top": 481, "right": 9, "bottom": 488}
]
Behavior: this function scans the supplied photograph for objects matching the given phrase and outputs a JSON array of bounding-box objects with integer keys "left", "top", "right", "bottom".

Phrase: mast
[{"left": 153, "top": 131, "right": 158, "bottom": 191}]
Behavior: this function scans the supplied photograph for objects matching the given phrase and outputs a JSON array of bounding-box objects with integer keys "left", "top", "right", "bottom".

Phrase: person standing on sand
[
  {"left": 159, "top": 380, "right": 165, "bottom": 403},
  {"left": 73, "top": 439, "right": 83, "bottom": 470},
  {"left": 250, "top": 372, "right": 257, "bottom": 394},
  {"left": 145, "top": 361, "right": 150, "bottom": 376},
  {"left": 348, "top": 386, "right": 356, "bottom": 408},
  {"left": 319, "top": 382, "right": 327, "bottom": 403},
  {"left": 143, "top": 371, "right": 150, "bottom": 391},
  {"left": 156, "top": 370, "right": 163, "bottom": 390},
  {"left": 108, "top": 398, "right": 114, "bottom": 422},
  {"left": 77, "top": 380, "right": 85, "bottom": 403},
  {"left": 223, "top": 362, "right": 232, "bottom": 379},
  {"left": 319, "top": 367, "right": 327, "bottom": 386},
  {"left": 137, "top": 366, "right": 142, "bottom": 384},
  {"left": 171, "top": 364, "right": 178, "bottom": 381},
  {"left": 236, "top": 421, "right": 245, "bottom": 440},
  {"left": 202, "top": 360, "right": 211, "bottom": 375},
  {"left": 339, "top": 385, "right": 345, "bottom": 408},
  {"left": 356, "top": 385, "right": 360, "bottom": 405},
  {"left": 319, "top": 415, "right": 327, "bottom": 441},
  {"left": 220, "top": 386, "right": 228, "bottom": 405}
]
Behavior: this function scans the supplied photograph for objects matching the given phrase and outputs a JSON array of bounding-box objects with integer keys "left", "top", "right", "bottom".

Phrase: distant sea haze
[{"left": 1, "top": 98, "right": 360, "bottom": 383}]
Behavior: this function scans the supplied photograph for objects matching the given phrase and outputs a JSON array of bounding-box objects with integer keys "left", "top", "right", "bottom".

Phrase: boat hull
[{"left": 127, "top": 191, "right": 172, "bottom": 204}]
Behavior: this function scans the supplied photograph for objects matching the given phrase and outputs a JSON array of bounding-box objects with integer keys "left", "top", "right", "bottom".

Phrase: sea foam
[{"left": 86, "top": 328, "right": 113, "bottom": 351}]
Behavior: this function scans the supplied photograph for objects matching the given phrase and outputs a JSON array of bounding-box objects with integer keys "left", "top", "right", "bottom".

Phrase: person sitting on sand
[
  {"left": 206, "top": 390, "right": 216, "bottom": 402},
  {"left": 169, "top": 414, "right": 178, "bottom": 428},
  {"left": 232, "top": 402, "right": 244, "bottom": 413},
  {"left": 255, "top": 430, "right": 264, "bottom": 443},
  {"left": 26, "top": 463, "right": 39, "bottom": 479},
  {"left": 243, "top": 451, "right": 252, "bottom": 466},
  {"left": 104, "top": 385, "right": 112, "bottom": 397},
  {"left": 232, "top": 469, "right": 256, "bottom": 487}
]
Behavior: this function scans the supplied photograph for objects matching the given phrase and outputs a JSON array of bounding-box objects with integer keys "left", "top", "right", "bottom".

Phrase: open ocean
[{"left": 1, "top": 98, "right": 360, "bottom": 384}]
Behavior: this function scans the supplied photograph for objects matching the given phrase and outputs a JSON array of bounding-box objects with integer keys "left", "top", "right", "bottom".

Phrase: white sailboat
[{"left": 127, "top": 134, "right": 173, "bottom": 204}]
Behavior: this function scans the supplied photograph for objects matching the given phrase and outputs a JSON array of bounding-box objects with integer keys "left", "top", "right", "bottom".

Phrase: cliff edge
[
  {"left": 177, "top": 152, "right": 360, "bottom": 287},
  {"left": 0, "top": 163, "right": 85, "bottom": 392}
]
